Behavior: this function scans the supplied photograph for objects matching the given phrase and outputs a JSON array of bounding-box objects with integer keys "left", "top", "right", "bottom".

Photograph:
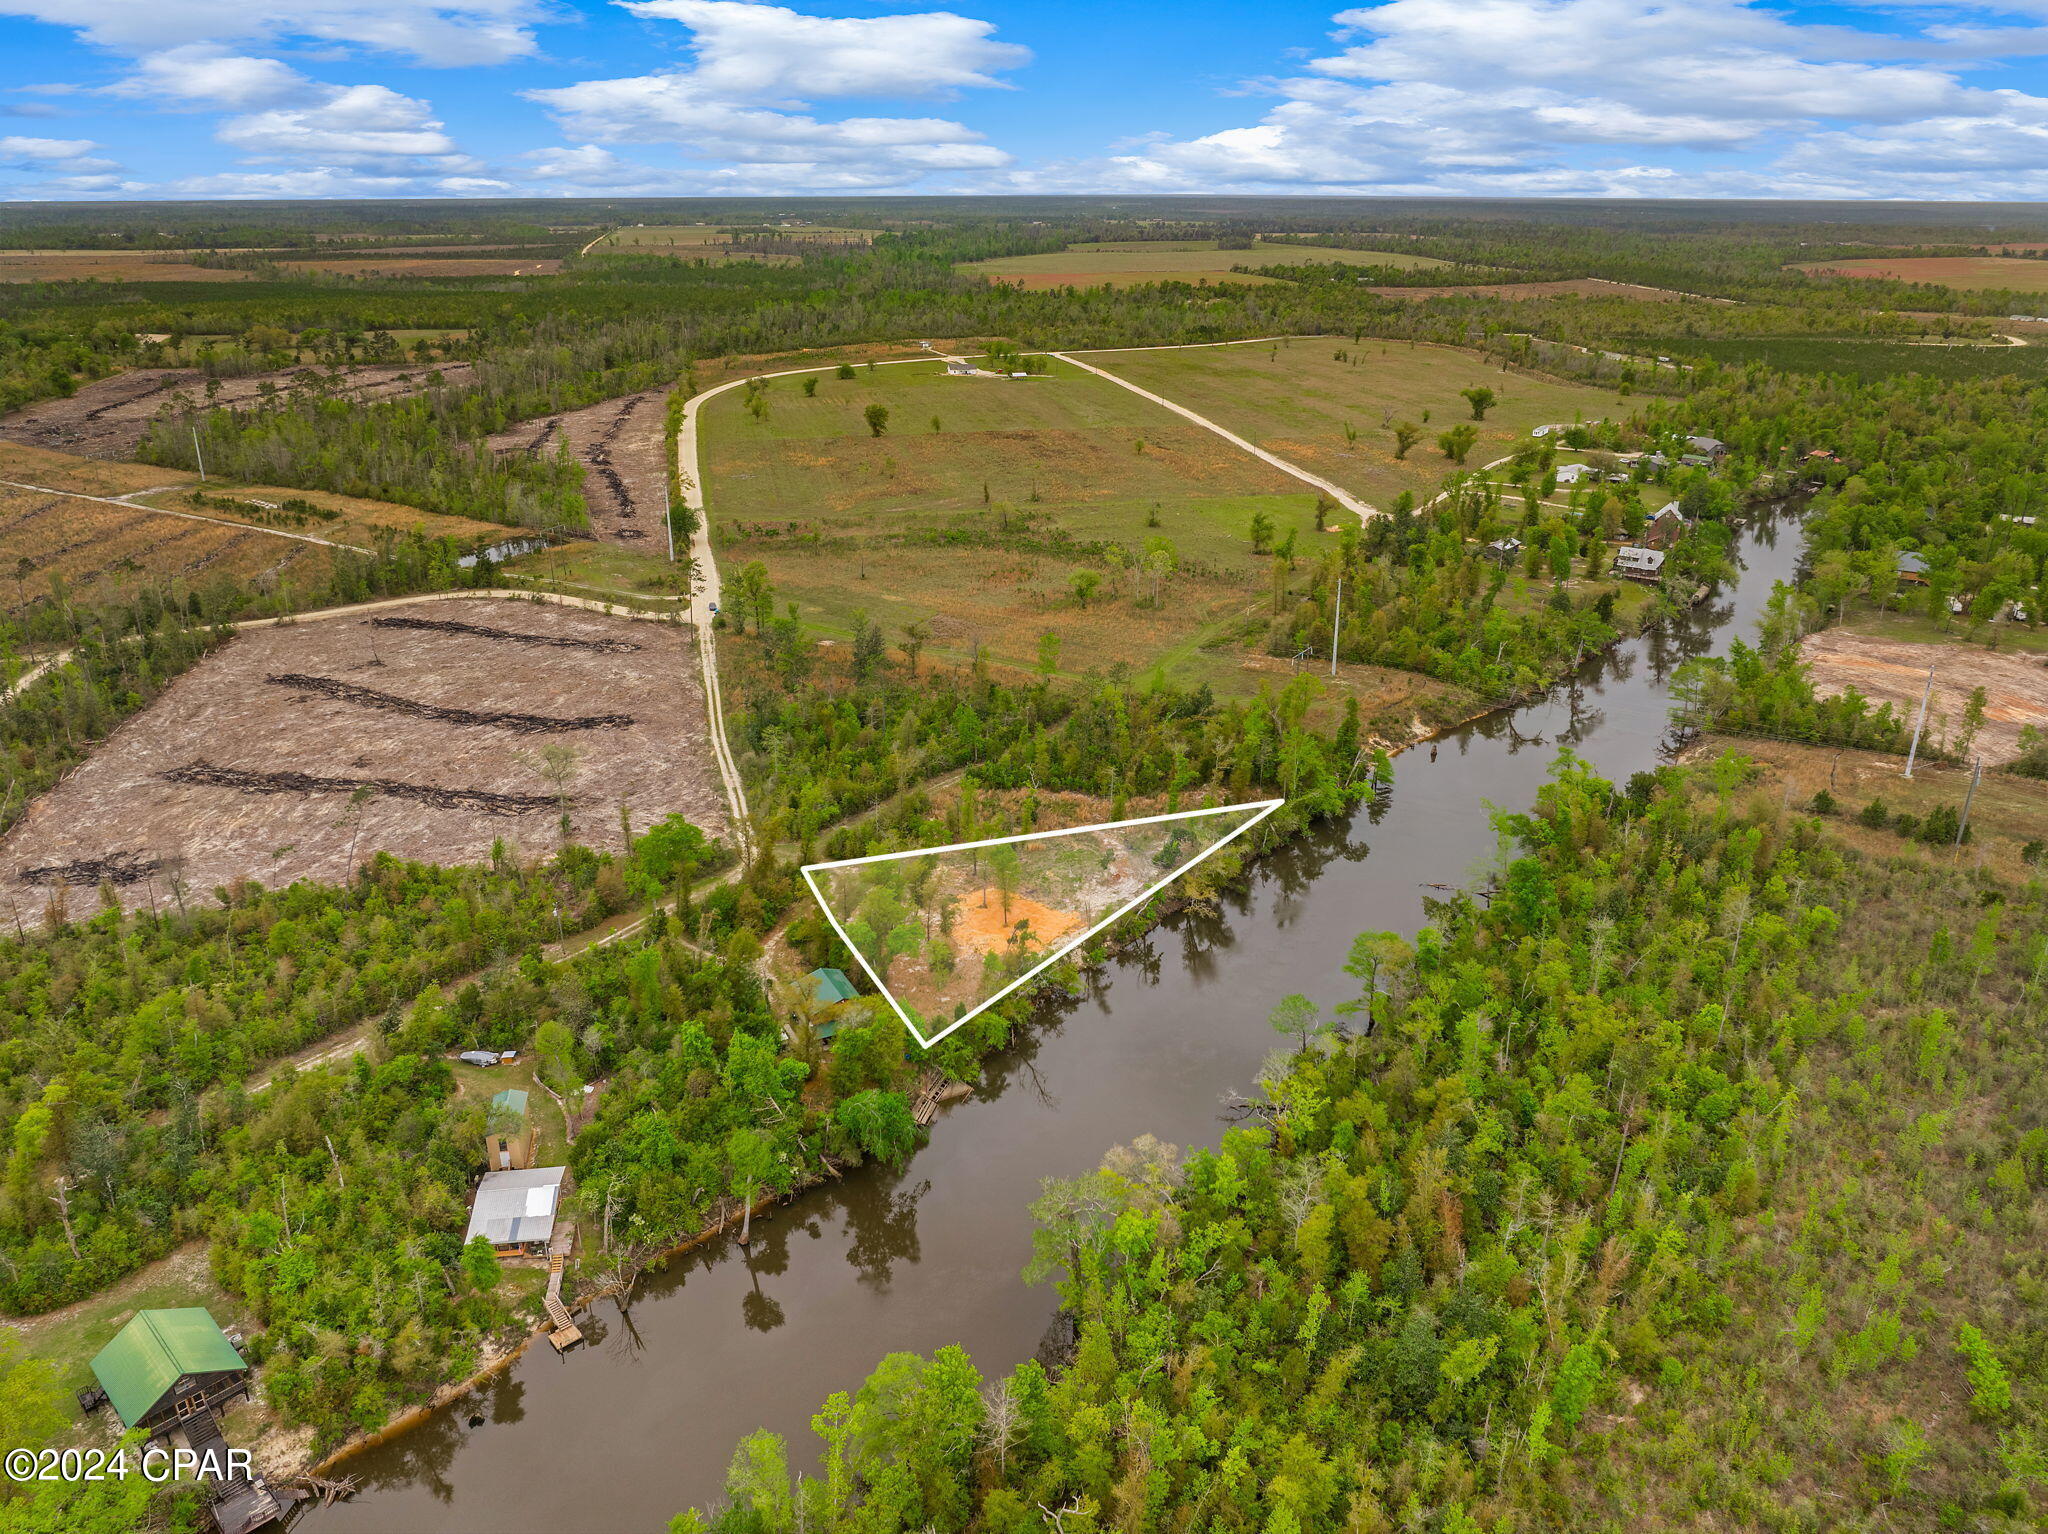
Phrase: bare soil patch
[
  {"left": 1799, "top": 629, "right": 2048, "bottom": 764},
  {"left": 952, "top": 888, "right": 1082, "bottom": 956},
  {"left": 0, "top": 363, "right": 476, "bottom": 459},
  {"left": 276, "top": 257, "right": 564, "bottom": 278},
  {"left": 0, "top": 596, "right": 725, "bottom": 918},
  {"left": 488, "top": 387, "right": 672, "bottom": 548},
  {"left": 1796, "top": 256, "right": 2048, "bottom": 293}
]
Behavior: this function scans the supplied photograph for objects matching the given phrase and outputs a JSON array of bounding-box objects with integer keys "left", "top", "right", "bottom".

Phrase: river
[{"left": 307, "top": 509, "right": 1803, "bottom": 1533}]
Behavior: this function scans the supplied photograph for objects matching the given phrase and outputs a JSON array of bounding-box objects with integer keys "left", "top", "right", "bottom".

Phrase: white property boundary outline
[{"left": 801, "top": 797, "right": 1283, "bottom": 1049}]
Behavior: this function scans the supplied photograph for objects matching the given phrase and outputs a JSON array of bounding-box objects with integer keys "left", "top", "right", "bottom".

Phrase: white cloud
[
  {"left": 526, "top": 1, "right": 1025, "bottom": 191},
  {"left": 619, "top": 0, "right": 1028, "bottom": 101},
  {"left": 1043, "top": 0, "right": 2048, "bottom": 198},
  {"left": 0, "top": 0, "right": 544, "bottom": 67},
  {"left": 215, "top": 84, "right": 472, "bottom": 173},
  {"left": 113, "top": 46, "right": 311, "bottom": 109},
  {"left": 0, "top": 132, "right": 97, "bottom": 161}
]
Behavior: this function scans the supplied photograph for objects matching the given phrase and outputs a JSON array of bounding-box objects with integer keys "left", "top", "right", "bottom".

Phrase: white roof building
[
  {"left": 1615, "top": 546, "right": 1665, "bottom": 577},
  {"left": 465, "top": 1166, "right": 566, "bottom": 1251}
]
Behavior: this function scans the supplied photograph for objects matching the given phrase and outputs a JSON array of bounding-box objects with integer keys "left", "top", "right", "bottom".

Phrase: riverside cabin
[
  {"left": 1614, "top": 546, "right": 1666, "bottom": 580},
  {"left": 90, "top": 1308, "right": 251, "bottom": 1439},
  {"left": 465, "top": 1165, "right": 567, "bottom": 1256}
]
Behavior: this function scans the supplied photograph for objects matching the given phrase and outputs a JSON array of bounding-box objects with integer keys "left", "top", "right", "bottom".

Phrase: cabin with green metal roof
[
  {"left": 800, "top": 967, "right": 861, "bottom": 1039},
  {"left": 484, "top": 1086, "right": 536, "bottom": 1170},
  {"left": 89, "top": 1308, "right": 250, "bottom": 1438}
]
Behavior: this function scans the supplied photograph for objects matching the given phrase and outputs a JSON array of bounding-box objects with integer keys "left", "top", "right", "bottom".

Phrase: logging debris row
[
  {"left": 265, "top": 672, "right": 635, "bottom": 734},
  {"left": 367, "top": 615, "right": 642, "bottom": 653},
  {"left": 159, "top": 761, "right": 566, "bottom": 815},
  {"left": 20, "top": 851, "right": 166, "bottom": 887}
]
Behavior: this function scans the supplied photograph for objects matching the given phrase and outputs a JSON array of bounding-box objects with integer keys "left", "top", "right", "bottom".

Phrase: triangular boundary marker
[{"left": 800, "top": 798, "right": 1284, "bottom": 1049}]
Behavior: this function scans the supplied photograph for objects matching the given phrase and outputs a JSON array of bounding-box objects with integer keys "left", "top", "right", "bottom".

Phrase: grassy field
[
  {"left": 1845, "top": 606, "right": 2048, "bottom": 657},
  {"left": 701, "top": 356, "right": 1396, "bottom": 693},
  {"left": 501, "top": 540, "right": 686, "bottom": 601},
  {"left": 1797, "top": 255, "right": 2048, "bottom": 291},
  {"left": 1080, "top": 338, "right": 1636, "bottom": 507},
  {"left": 959, "top": 241, "right": 1451, "bottom": 290},
  {"left": 0, "top": 250, "right": 250, "bottom": 283},
  {"left": 1700, "top": 735, "right": 2048, "bottom": 880},
  {"left": 590, "top": 225, "right": 873, "bottom": 257}
]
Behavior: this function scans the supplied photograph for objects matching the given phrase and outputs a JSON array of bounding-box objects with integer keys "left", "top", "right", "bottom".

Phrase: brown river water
[{"left": 304, "top": 510, "right": 1804, "bottom": 1533}]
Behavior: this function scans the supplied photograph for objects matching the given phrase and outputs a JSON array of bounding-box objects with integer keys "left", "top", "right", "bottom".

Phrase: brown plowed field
[
  {"left": 489, "top": 388, "right": 672, "bottom": 548},
  {"left": 1370, "top": 279, "right": 1704, "bottom": 302},
  {"left": 0, "top": 596, "right": 724, "bottom": 918},
  {"left": 1800, "top": 629, "right": 2048, "bottom": 764},
  {"left": 0, "top": 363, "right": 476, "bottom": 459},
  {"left": 1796, "top": 256, "right": 2048, "bottom": 292}
]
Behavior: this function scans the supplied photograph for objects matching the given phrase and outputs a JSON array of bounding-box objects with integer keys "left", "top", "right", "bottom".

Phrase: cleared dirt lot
[
  {"left": 0, "top": 596, "right": 725, "bottom": 917},
  {"left": 0, "top": 251, "right": 251, "bottom": 283},
  {"left": 489, "top": 388, "right": 672, "bottom": 547},
  {"left": 1797, "top": 256, "right": 2048, "bottom": 293},
  {"left": 0, "top": 363, "right": 476, "bottom": 459},
  {"left": 1800, "top": 629, "right": 2048, "bottom": 764}
]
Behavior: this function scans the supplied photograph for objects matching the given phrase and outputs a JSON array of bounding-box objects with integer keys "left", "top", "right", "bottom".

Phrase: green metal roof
[
  {"left": 489, "top": 1088, "right": 529, "bottom": 1116},
  {"left": 90, "top": 1309, "right": 245, "bottom": 1428},
  {"left": 806, "top": 967, "right": 859, "bottom": 1006}
]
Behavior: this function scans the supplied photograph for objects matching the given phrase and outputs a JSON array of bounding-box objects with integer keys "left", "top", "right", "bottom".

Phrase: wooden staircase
[{"left": 544, "top": 1250, "right": 581, "bottom": 1351}]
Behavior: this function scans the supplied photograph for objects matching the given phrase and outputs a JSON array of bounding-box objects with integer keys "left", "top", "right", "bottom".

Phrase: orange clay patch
[{"left": 952, "top": 888, "right": 1084, "bottom": 957}]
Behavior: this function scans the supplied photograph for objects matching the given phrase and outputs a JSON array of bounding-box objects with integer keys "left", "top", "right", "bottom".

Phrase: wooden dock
[{"left": 544, "top": 1245, "right": 581, "bottom": 1350}]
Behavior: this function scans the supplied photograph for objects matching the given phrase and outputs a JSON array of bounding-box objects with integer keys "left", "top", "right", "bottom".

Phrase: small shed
[
  {"left": 90, "top": 1309, "right": 250, "bottom": 1438},
  {"left": 1614, "top": 546, "right": 1666, "bottom": 580},
  {"left": 484, "top": 1088, "right": 537, "bottom": 1172},
  {"left": 465, "top": 1165, "right": 567, "bottom": 1255},
  {"left": 1897, "top": 551, "right": 1931, "bottom": 585},
  {"left": 1483, "top": 537, "right": 1524, "bottom": 565}
]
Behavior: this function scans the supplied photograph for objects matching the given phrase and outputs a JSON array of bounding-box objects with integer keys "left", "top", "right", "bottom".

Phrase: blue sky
[{"left": 5, "top": 0, "right": 2048, "bottom": 201}]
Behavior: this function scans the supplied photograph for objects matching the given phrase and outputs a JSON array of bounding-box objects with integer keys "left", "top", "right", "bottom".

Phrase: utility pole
[
  {"left": 1903, "top": 664, "right": 1935, "bottom": 778},
  {"left": 1955, "top": 756, "right": 1982, "bottom": 849},
  {"left": 663, "top": 483, "right": 675, "bottom": 563},
  {"left": 1329, "top": 576, "right": 1342, "bottom": 677},
  {"left": 191, "top": 426, "right": 207, "bottom": 483}
]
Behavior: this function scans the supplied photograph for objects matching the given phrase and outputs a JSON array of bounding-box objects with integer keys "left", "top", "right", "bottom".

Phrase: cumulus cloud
[
  {"left": 215, "top": 84, "right": 473, "bottom": 174},
  {"left": 526, "top": 0, "right": 1025, "bottom": 191},
  {"left": 112, "top": 45, "right": 312, "bottom": 109},
  {"left": 1042, "top": 0, "right": 2048, "bottom": 198},
  {"left": 619, "top": 0, "right": 1028, "bottom": 101},
  {"left": 0, "top": 0, "right": 544, "bottom": 67}
]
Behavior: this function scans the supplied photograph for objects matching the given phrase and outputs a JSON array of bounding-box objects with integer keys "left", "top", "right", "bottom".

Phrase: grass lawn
[
  {"left": 1845, "top": 606, "right": 2048, "bottom": 656},
  {"left": 503, "top": 540, "right": 687, "bottom": 601},
  {"left": 1082, "top": 338, "right": 1636, "bottom": 509},
  {"left": 449, "top": 1057, "right": 571, "bottom": 1168},
  {"left": 960, "top": 241, "right": 1452, "bottom": 290},
  {"left": 133, "top": 480, "right": 507, "bottom": 549}
]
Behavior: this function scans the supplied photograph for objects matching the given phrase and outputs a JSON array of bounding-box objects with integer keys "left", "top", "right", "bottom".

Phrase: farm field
[
  {"left": 959, "top": 240, "right": 1449, "bottom": 289},
  {"left": 588, "top": 224, "right": 873, "bottom": 256},
  {"left": 1799, "top": 627, "right": 2048, "bottom": 765},
  {"left": 1371, "top": 277, "right": 1700, "bottom": 302},
  {"left": 1797, "top": 255, "right": 2048, "bottom": 291},
  {"left": 0, "top": 361, "right": 475, "bottom": 459},
  {"left": 0, "top": 595, "right": 724, "bottom": 918},
  {"left": 0, "top": 249, "right": 253, "bottom": 283},
  {"left": 274, "top": 256, "right": 564, "bottom": 278},
  {"left": 1081, "top": 338, "right": 1635, "bottom": 508}
]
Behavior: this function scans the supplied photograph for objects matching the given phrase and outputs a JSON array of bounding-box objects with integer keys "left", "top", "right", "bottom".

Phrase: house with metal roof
[
  {"left": 1614, "top": 546, "right": 1666, "bottom": 580},
  {"left": 90, "top": 1309, "right": 250, "bottom": 1439},
  {"left": 1554, "top": 463, "right": 1595, "bottom": 485},
  {"left": 800, "top": 967, "right": 862, "bottom": 1040},
  {"left": 1642, "top": 501, "right": 1690, "bottom": 550},
  {"left": 1897, "top": 551, "right": 1931, "bottom": 585},
  {"left": 465, "top": 1165, "right": 567, "bottom": 1255}
]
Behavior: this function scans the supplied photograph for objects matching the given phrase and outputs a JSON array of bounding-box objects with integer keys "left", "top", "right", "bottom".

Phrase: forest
[{"left": 676, "top": 754, "right": 2047, "bottom": 1533}]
